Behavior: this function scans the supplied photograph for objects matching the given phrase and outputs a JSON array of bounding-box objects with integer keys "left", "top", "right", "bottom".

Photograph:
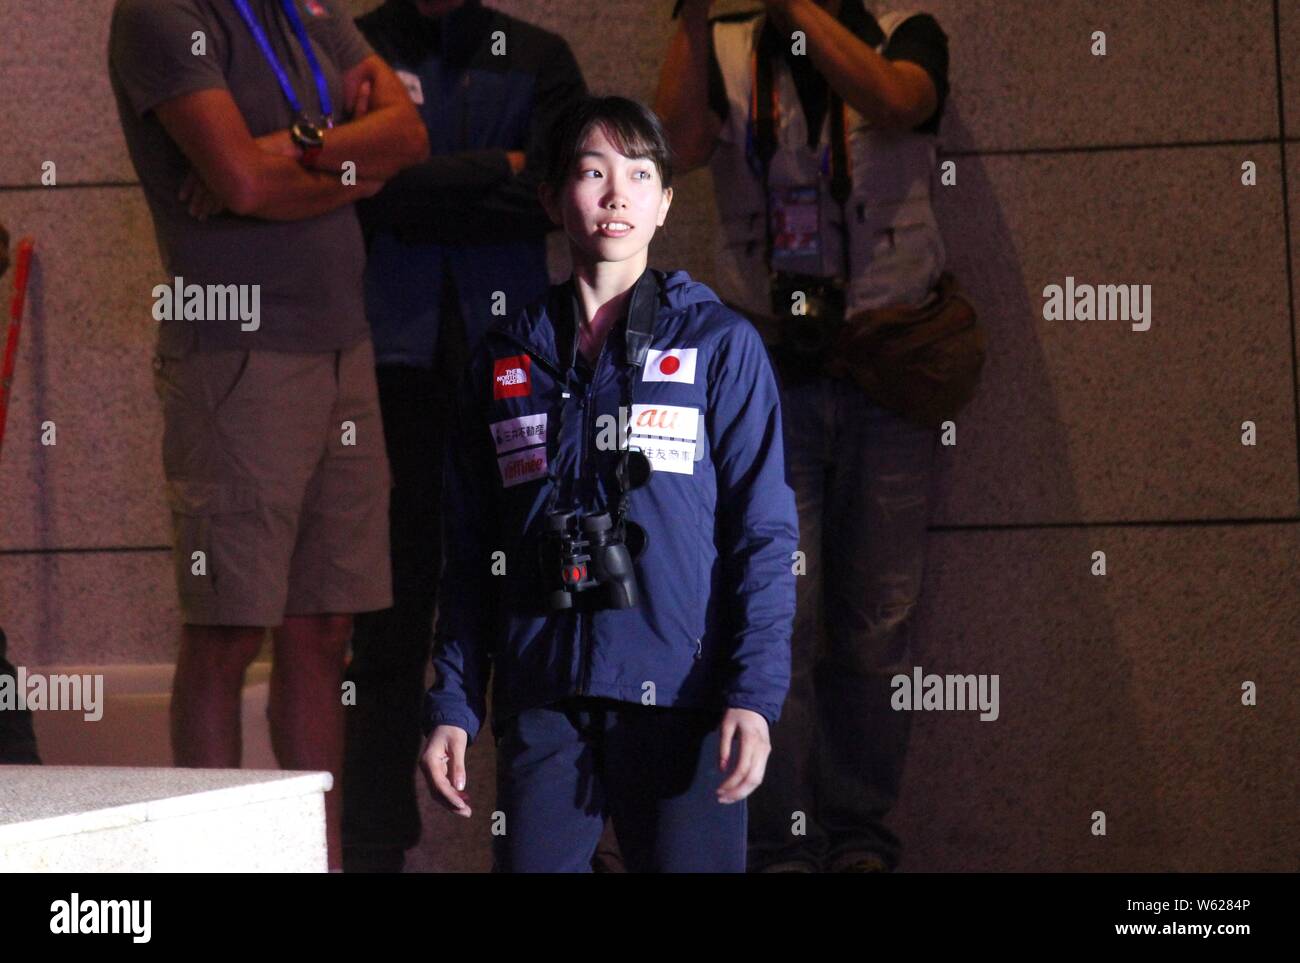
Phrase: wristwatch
[{"left": 290, "top": 118, "right": 325, "bottom": 167}]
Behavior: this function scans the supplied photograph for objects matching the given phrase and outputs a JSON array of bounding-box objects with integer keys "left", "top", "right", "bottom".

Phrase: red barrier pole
[{"left": 0, "top": 237, "right": 36, "bottom": 460}]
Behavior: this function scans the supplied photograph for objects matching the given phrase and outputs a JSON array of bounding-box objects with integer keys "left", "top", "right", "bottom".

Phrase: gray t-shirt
[{"left": 109, "top": 0, "right": 374, "bottom": 352}]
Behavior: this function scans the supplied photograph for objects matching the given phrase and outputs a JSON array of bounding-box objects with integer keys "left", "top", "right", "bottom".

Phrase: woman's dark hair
[{"left": 540, "top": 95, "right": 675, "bottom": 193}]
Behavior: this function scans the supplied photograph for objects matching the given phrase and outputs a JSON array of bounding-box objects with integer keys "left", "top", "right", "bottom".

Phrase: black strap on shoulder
[
  {"left": 546, "top": 269, "right": 666, "bottom": 517},
  {"left": 562, "top": 267, "right": 664, "bottom": 371},
  {"left": 622, "top": 267, "right": 664, "bottom": 371},
  {"left": 610, "top": 268, "right": 665, "bottom": 535}
]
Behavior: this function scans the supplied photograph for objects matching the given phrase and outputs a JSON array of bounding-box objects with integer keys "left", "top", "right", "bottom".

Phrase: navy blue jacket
[
  {"left": 355, "top": 0, "right": 587, "bottom": 364},
  {"left": 425, "top": 270, "right": 798, "bottom": 742}
]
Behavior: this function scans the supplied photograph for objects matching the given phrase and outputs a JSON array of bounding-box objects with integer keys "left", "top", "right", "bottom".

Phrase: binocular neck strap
[
  {"left": 612, "top": 269, "right": 662, "bottom": 531},
  {"left": 545, "top": 269, "right": 664, "bottom": 521}
]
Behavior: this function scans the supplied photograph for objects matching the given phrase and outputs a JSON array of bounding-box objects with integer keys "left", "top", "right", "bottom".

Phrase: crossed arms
[{"left": 154, "top": 53, "right": 429, "bottom": 221}]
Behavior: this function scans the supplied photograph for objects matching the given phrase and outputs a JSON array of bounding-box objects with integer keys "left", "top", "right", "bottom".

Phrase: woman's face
[{"left": 548, "top": 124, "right": 672, "bottom": 266}]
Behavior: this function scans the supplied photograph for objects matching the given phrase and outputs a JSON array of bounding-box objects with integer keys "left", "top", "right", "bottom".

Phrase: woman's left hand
[{"left": 716, "top": 707, "right": 771, "bottom": 804}]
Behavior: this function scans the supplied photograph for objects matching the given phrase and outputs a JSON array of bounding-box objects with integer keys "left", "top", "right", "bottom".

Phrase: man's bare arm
[
  {"left": 154, "top": 89, "right": 380, "bottom": 221},
  {"left": 654, "top": 0, "right": 722, "bottom": 173},
  {"left": 307, "top": 54, "right": 428, "bottom": 180},
  {"left": 769, "top": 0, "right": 937, "bottom": 130}
]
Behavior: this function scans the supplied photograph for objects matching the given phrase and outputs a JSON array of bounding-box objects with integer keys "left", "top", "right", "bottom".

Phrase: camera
[
  {"left": 769, "top": 270, "right": 847, "bottom": 359},
  {"left": 540, "top": 510, "right": 646, "bottom": 611}
]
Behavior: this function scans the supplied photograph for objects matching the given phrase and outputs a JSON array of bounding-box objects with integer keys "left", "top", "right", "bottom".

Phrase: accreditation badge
[{"left": 768, "top": 185, "right": 822, "bottom": 268}]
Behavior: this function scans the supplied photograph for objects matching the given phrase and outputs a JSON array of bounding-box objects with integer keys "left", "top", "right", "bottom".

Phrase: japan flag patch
[{"left": 642, "top": 348, "right": 698, "bottom": 384}]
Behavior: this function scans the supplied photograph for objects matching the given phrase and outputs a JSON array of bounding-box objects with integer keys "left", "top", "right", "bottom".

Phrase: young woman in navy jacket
[{"left": 421, "top": 96, "right": 798, "bottom": 872}]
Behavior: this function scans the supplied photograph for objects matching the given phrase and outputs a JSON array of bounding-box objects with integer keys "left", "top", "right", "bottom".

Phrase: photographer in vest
[{"left": 657, "top": 0, "right": 953, "bottom": 872}]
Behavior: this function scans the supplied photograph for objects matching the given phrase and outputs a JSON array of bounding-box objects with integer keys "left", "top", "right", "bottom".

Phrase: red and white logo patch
[
  {"left": 643, "top": 348, "right": 697, "bottom": 384},
  {"left": 493, "top": 354, "right": 532, "bottom": 399},
  {"left": 498, "top": 446, "right": 548, "bottom": 487}
]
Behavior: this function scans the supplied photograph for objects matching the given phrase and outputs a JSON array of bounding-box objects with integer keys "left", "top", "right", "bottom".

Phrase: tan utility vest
[{"left": 708, "top": 9, "right": 945, "bottom": 320}]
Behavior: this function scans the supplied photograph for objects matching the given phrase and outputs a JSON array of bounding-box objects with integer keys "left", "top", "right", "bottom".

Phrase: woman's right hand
[{"left": 420, "top": 725, "right": 472, "bottom": 817}]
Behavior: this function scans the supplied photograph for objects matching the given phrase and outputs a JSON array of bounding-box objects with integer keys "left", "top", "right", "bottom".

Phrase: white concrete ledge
[{"left": 0, "top": 766, "right": 331, "bottom": 872}]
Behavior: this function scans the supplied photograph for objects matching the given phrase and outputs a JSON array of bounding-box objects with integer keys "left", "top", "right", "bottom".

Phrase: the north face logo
[{"left": 493, "top": 354, "right": 532, "bottom": 399}]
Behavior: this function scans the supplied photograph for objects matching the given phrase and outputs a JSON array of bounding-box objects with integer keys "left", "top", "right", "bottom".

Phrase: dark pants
[
  {"left": 0, "top": 628, "right": 40, "bottom": 765},
  {"left": 493, "top": 697, "right": 747, "bottom": 873},
  {"left": 748, "top": 371, "right": 938, "bottom": 872},
  {"left": 341, "top": 305, "right": 467, "bottom": 870}
]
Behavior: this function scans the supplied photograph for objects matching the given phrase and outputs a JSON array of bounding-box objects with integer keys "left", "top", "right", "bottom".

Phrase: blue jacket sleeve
[
  {"left": 705, "top": 315, "right": 799, "bottom": 725},
  {"left": 423, "top": 359, "right": 498, "bottom": 745}
]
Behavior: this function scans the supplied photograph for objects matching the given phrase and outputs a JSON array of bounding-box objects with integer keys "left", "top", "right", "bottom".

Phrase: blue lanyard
[{"left": 231, "top": 0, "right": 333, "bottom": 125}]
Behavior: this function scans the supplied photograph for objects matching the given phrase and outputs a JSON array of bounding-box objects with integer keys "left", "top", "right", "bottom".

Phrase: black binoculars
[{"left": 539, "top": 510, "right": 647, "bottom": 611}]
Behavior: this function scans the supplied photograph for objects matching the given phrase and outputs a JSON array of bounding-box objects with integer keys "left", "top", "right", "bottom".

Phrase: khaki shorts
[{"left": 152, "top": 322, "right": 393, "bottom": 626}]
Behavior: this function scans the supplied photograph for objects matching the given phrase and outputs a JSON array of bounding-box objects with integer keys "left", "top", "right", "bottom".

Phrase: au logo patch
[{"left": 629, "top": 403, "right": 699, "bottom": 475}]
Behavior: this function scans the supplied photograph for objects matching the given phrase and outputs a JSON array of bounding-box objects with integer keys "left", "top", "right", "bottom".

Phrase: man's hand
[
  {"left": 179, "top": 143, "right": 384, "bottom": 220},
  {"left": 177, "top": 130, "right": 295, "bottom": 220},
  {"left": 421, "top": 725, "right": 472, "bottom": 817},
  {"left": 255, "top": 129, "right": 302, "bottom": 160},
  {"left": 716, "top": 707, "right": 771, "bottom": 803},
  {"left": 179, "top": 169, "right": 225, "bottom": 220},
  {"left": 319, "top": 53, "right": 428, "bottom": 180}
]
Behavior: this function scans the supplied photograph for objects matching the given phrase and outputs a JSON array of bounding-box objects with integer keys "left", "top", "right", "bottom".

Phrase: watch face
[{"left": 292, "top": 120, "right": 324, "bottom": 149}]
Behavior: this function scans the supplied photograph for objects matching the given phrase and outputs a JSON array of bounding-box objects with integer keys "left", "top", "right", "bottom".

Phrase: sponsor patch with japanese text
[
  {"left": 629, "top": 403, "right": 699, "bottom": 475},
  {"left": 490, "top": 412, "right": 547, "bottom": 454}
]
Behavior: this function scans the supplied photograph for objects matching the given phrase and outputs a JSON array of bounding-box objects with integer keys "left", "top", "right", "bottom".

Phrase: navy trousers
[{"left": 492, "top": 697, "right": 748, "bottom": 873}]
